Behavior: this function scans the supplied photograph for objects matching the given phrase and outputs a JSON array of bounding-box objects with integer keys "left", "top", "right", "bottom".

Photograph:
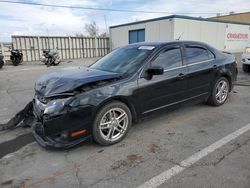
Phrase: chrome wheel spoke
[
  {"left": 110, "top": 127, "right": 116, "bottom": 139},
  {"left": 117, "top": 112, "right": 126, "bottom": 123},
  {"left": 100, "top": 121, "right": 111, "bottom": 129},
  {"left": 219, "top": 94, "right": 223, "bottom": 101},
  {"left": 221, "top": 82, "right": 226, "bottom": 91},
  {"left": 109, "top": 110, "right": 113, "bottom": 119},
  {"left": 107, "top": 127, "right": 113, "bottom": 139},
  {"left": 111, "top": 110, "right": 116, "bottom": 118},
  {"left": 117, "top": 124, "right": 125, "bottom": 132},
  {"left": 216, "top": 91, "right": 221, "bottom": 98}
]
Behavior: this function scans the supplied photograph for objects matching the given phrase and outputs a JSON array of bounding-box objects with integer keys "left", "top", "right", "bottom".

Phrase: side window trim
[
  {"left": 185, "top": 43, "right": 216, "bottom": 60},
  {"left": 207, "top": 49, "right": 216, "bottom": 60},
  {"left": 183, "top": 44, "right": 215, "bottom": 66},
  {"left": 185, "top": 59, "right": 213, "bottom": 67},
  {"left": 151, "top": 45, "right": 184, "bottom": 70},
  {"left": 163, "top": 65, "right": 183, "bottom": 72}
]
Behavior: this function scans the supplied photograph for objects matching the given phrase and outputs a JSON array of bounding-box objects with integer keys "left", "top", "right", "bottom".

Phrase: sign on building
[{"left": 224, "top": 24, "right": 250, "bottom": 52}]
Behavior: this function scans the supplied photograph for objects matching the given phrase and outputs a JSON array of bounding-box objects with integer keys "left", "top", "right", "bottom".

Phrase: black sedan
[{"left": 32, "top": 41, "right": 238, "bottom": 148}]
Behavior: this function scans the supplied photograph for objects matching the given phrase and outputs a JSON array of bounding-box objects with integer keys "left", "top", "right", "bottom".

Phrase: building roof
[
  {"left": 210, "top": 12, "right": 250, "bottom": 23},
  {"left": 110, "top": 14, "right": 250, "bottom": 29}
]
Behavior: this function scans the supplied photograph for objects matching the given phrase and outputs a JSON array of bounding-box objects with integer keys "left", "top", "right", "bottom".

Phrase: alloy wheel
[
  {"left": 215, "top": 80, "right": 229, "bottom": 104},
  {"left": 99, "top": 108, "right": 128, "bottom": 142}
]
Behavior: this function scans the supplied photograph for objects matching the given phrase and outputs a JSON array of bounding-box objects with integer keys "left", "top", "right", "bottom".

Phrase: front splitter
[{"left": 31, "top": 124, "right": 91, "bottom": 149}]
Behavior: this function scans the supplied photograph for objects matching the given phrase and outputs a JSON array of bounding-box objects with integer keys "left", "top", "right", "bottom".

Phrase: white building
[{"left": 109, "top": 15, "right": 250, "bottom": 52}]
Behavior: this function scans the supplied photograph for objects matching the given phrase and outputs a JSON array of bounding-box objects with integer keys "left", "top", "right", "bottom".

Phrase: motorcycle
[
  {"left": 10, "top": 49, "right": 23, "bottom": 66},
  {"left": 40, "top": 49, "right": 61, "bottom": 66},
  {"left": 0, "top": 55, "right": 4, "bottom": 69}
]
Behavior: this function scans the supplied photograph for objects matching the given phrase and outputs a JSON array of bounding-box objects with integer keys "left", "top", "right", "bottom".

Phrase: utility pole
[{"left": 104, "top": 15, "right": 108, "bottom": 34}]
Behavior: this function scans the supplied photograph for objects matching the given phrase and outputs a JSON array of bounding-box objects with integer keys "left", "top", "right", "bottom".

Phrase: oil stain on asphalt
[{"left": 111, "top": 154, "right": 143, "bottom": 170}]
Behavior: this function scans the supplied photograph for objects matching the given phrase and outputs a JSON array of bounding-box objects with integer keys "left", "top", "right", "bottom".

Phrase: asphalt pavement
[{"left": 0, "top": 55, "right": 249, "bottom": 188}]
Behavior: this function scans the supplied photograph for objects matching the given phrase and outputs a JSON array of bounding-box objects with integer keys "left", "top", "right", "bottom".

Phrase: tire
[
  {"left": 207, "top": 77, "right": 230, "bottom": 106},
  {"left": 54, "top": 57, "right": 61, "bottom": 66},
  {"left": 243, "top": 64, "right": 250, "bottom": 72},
  {"left": 53, "top": 59, "right": 61, "bottom": 66},
  {"left": 0, "top": 59, "right": 3, "bottom": 69},
  {"left": 46, "top": 58, "right": 53, "bottom": 66},
  {"left": 92, "top": 101, "right": 132, "bottom": 146},
  {"left": 12, "top": 59, "right": 19, "bottom": 66}
]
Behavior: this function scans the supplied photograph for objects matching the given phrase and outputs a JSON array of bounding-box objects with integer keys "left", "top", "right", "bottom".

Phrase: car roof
[{"left": 127, "top": 40, "right": 209, "bottom": 48}]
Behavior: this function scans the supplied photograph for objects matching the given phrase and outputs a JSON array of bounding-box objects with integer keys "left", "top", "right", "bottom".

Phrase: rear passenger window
[
  {"left": 207, "top": 50, "right": 215, "bottom": 59},
  {"left": 152, "top": 48, "right": 182, "bottom": 69},
  {"left": 185, "top": 46, "right": 212, "bottom": 64}
]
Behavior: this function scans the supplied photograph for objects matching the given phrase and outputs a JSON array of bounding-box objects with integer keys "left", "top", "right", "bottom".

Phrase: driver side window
[{"left": 152, "top": 47, "right": 182, "bottom": 69}]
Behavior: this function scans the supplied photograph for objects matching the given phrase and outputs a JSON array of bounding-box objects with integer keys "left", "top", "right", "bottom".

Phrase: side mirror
[{"left": 147, "top": 66, "right": 164, "bottom": 75}]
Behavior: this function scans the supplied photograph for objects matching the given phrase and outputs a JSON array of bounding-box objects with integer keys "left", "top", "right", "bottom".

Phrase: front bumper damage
[
  {"left": 32, "top": 99, "right": 94, "bottom": 149},
  {"left": 32, "top": 123, "right": 91, "bottom": 149}
]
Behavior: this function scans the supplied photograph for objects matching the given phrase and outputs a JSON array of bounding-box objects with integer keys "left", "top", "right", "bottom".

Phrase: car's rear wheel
[
  {"left": 207, "top": 77, "right": 229, "bottom": 106},
  {"left": 243, "top": 64, "right": 250, "bottom": 72},
  {"left": 93, "top": 101, "right": 132, "bottom": 145}
]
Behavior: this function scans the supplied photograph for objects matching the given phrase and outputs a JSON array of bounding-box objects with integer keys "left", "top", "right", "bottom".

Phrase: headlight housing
[{"left": 44, "top": 98, "right": 72, "bottom": 115}]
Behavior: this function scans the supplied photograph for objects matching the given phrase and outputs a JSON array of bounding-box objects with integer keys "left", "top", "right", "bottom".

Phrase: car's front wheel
[
  {"left": 243, "top": 64, "right": 250, "bottom": 72},
  {"left": 207, "top": 77, "right": 229, "bottom": 106},
  {"left": 93, "top": 101, "right": 132, "bottom": 145}
]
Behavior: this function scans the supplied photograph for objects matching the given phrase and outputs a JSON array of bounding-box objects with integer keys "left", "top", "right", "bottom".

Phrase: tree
[
  {"left": 85, "top": 21, "right": 99, "bottom": 37},
  {"left": 99, "top": 32, "right": 108, "bottom": 37},
  {"left": 75, "top": 33, "right": 85, "bottom": 37}
]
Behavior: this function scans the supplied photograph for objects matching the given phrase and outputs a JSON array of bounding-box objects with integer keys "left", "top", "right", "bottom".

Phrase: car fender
[
  {"left": 213, "top": 64, "right": 233, "bottom": 91},
  {"left": 94, "top": 96, "right": 138, "bottom": 123}
]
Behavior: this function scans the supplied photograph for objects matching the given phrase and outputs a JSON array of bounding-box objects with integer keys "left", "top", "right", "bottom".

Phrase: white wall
[
  {"left": 110, "top": 19, "right": 173, "bottom": 49},
  {"left": 173, "top": 18, "right": 250, "bottom": 52},
  {"left": 110, "top": 17, "right": 250, "bottom": 52}
]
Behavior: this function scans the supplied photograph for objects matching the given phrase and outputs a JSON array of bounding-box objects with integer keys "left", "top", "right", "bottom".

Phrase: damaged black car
[{"left": 32, "top": 41, "right": 237, "bottom": 148}]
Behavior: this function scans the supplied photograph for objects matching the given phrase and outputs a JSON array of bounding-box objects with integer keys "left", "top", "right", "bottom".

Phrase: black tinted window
[
  {"left": 152, "top": 48, "right": 182, "bottom": 69},
  {"left": 90, "top": 46, "right": 154, "bottom": 76},
  {"left": 207, "top": 50, "right": 215, "bottom": 59},
  {"left": 185, "top": 46, "right": 210, "bottom": 64}
]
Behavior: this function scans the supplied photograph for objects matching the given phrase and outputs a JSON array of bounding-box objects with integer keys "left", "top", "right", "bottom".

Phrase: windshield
[{"left": 90, "top": 45, "right": 155, "bottom": 76}]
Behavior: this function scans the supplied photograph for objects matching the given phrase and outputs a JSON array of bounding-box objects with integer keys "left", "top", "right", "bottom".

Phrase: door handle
[{"left": 177, "top": 73, "right": 185, "bottom": 80}]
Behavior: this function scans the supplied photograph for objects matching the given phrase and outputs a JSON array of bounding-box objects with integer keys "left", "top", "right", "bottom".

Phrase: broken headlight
[{"left": 44, "top": 98, "right": 72, "bottom": 115}]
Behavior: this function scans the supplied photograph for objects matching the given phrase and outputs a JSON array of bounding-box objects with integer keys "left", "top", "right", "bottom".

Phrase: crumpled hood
[{"left": 35, "top": 67, "right": 121, "bottom": 97}]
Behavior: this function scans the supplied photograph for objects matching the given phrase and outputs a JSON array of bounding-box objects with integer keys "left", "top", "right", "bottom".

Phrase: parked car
[
  {"left": 0, "top": 55, "right": 4, "bottom": 69},
  {"left": 32, "top": 41, "right": 238, "bottom": 148},
  {"left": 242, "top": 44, "right": 250, "bottom": 72}
]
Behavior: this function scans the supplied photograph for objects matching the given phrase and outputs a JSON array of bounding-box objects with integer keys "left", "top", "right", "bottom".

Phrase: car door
[
  {"left": 183, "top": 44, "right": 216, "bottom": 99},
  {"left": 136, "top": 44, "right": 188, "bottom": 114}
]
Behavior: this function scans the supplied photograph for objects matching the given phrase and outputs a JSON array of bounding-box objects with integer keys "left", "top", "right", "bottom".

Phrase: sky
[{"left": 0, "top": 0, "right": 249, "bottom": 42}]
